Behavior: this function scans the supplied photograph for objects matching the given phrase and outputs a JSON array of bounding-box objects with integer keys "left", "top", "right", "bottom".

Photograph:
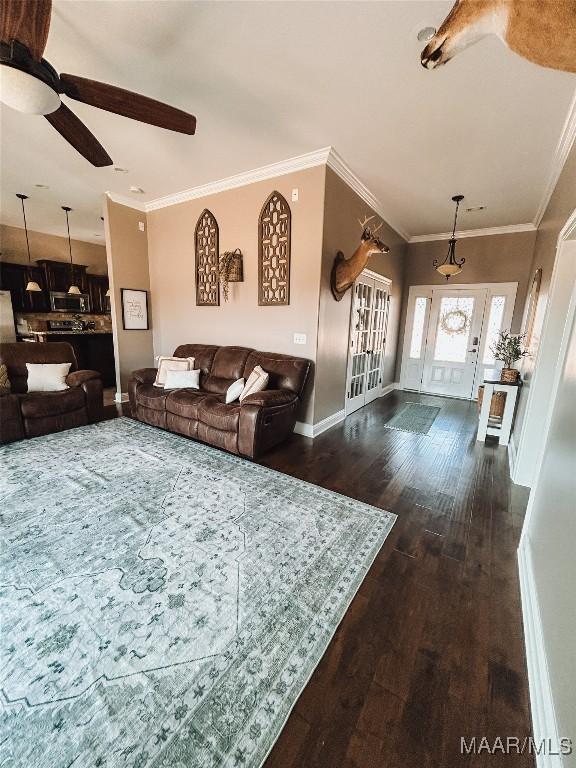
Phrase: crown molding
[
  {"left": 144, "top": 147, "right": 332, "bottom": 212},
  {"left": 409, "top": 222, "right": 537, "bottom": 243},
  {"left": 104, "top": 147, "right": 410, "bottom": 242},
  {"left": 105, "top": 191, "right": 147, "bottom": 212},
  {"left": 325, "top": 148, "right": 410, "bottom": 241},
  {"left": 533, "top": 89, "right": 576, "bottom": 228}
]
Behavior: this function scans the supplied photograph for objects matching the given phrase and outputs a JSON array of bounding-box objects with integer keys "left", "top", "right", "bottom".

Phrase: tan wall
[
  {"left": 104, "top": 198, "right": 154, "bottom": 393},
  {"left": 146, "top": 166, "right": 326, "bottom": 424},
  {"left": 0, "top": 224, "right": 107, "bottom": 275},
  {"left": 512, "top": 141, "right": 576, "bottom": 467},
  {"left": 314, "top": 168, "right": 406, "bottom": 424},
  {"left": 396, "top": 230, "right": 537, "bottom": 379}
]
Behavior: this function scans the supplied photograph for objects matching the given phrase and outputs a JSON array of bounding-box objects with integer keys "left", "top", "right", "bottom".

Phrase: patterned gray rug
[
  {"left": 383, "top": 401, "right": 441, "bottom": 434},
  {"left": 0, "top": 418, "right": 395, "bottom": 768}
]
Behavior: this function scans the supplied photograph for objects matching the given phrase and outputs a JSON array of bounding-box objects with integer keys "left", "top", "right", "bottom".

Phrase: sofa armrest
[
  {"left": 131, "top": 368, "right": 158, "bottom": 385},
  {"left": 240, "top": 390, "right": 296, "bottom": 408},
  {"left": 66, "top": 369, "right": 101, "bottom": 388}
]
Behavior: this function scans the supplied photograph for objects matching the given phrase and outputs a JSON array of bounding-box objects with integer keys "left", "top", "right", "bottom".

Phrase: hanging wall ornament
[
  {"left": 258, "top": 191, "right": 291, "bottom": 306},
  {"left": 195, "top": 209, "right": 220, "bottom": 306}
]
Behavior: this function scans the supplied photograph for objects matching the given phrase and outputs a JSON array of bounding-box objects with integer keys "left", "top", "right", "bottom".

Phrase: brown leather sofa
[
  {"left": 0, "top": 342, "right": 103, "bottom": 443},
  {"left": 129, "top": 344, "right": 310, "bottom": 459}
]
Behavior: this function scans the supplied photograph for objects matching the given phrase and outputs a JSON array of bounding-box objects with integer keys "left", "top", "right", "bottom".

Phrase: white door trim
[{"left": 400, "top": 282, "right": 518, "bottom": 396}]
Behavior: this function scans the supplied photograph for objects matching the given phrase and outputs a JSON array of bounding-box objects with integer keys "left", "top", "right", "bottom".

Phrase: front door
[{"left": 421, "top": 288, "right": 486, "bottom": 398}]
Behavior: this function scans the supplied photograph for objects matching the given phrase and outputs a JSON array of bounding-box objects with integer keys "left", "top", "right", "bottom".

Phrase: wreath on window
[{"left": 440, "top": 308, "right": 469, "bottom": 335}]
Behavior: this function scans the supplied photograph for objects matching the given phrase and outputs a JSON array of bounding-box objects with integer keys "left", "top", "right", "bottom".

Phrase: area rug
[
  {"left": 0, "top": 418, "right": 395, "bottom": 768},
  {"left": 383, "top": 401, "right": 441, "bottom": 434}
]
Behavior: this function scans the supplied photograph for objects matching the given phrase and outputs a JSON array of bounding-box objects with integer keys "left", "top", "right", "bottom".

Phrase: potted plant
[
  {"left": 218, "top": 249, "right": 244, "bottom": 302},
  {"left": 490, "top": 330, "right": 528, "bottom": 382}
]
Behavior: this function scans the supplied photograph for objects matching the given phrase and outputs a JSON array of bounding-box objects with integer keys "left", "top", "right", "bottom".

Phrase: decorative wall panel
[
  {"left": 195, "top": 209, "right": 220, "bottom": 306},
  {"left": 258, "top": 191, "right": 291, "bottom": 306}
]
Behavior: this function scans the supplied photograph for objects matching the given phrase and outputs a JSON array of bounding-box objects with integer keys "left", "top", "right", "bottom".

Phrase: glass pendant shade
[
  {"left": 1, "top": 67, "right": 61, "bottom": 115},
  {"left": 26, "top": 280, "right": 42, "bottom": 292},
  {"left": 68, "top": 284, "right": 81, "bottom": 295}
]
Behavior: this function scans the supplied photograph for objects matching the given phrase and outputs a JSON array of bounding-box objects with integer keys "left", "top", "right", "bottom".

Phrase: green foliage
[{"left": 490, "top": 329, "right": 528, "bottom": 368}]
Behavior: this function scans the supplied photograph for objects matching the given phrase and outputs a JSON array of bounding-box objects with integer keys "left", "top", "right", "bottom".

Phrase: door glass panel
[
  {"left": 433, "top": 296, "right": 474, "bottom": 363},
  {"left": 482, "top": 295, "right": 506, "bottom": 364},
  {"left": 410, "top": 297, "right": 427, "bottom": 359}
]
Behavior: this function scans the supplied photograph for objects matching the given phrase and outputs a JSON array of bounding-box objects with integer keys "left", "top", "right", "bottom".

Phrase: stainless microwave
[{"left": 49, "top": 291, "right": 90, "bottom": 313}]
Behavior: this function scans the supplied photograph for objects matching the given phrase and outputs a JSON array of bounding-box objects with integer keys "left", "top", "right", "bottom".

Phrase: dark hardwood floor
[{"left": 106, "top": 390, "right": 533, "bottom": 767}]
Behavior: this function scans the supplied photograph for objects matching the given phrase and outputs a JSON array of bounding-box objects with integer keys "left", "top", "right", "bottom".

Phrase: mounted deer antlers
[
  {"left": 331, "top": 215, "right": 390, "bottom": 301},
  {"left": 421, "top": 0, "right": 576, "bottom": 73}
]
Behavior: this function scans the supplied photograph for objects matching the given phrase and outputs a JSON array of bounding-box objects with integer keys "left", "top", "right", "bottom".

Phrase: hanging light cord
[
  {"left": 18, "top": 195, "right": 32, "bottom": 264},
  {"left": 450, "top": 197, "right": 461, "bottom": 239},
  {"left": 64, "top": 208, "right": 73, "bottom": 265}
]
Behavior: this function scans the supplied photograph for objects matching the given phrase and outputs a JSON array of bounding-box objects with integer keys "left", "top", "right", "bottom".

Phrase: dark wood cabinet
[
  {"left": 37, "top": 260, "right": 89, "bottom": 295},
  {"left": 46, "top": 333, "right": 115, "bottom": 387},
  {"left": 0, "top": 262, "right": 49, "bottom": 312},
  {"left": 87, "top": 275, "right": 110, "bottom": 314}
]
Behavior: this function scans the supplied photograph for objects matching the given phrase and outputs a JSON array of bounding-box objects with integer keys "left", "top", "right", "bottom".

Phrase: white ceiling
[{"left": 1, "top": 0, "right": 575, "bottom": 245}]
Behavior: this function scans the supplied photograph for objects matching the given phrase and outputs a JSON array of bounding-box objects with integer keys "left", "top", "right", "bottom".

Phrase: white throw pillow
[
  {"left": 225, "top": 378, "right": 245, "bottom": 404},
  {"left": 163, "top": 368, "right": 200, "bottom": 390},
  {"left": 154, "top": 356, "right": 195, "bottom": 387},
  {"left": 239, "top": 365, "right": 269, "bottom": 402},
  {"left": 26, "top": 362, "right": 71, "bottom": 392}
]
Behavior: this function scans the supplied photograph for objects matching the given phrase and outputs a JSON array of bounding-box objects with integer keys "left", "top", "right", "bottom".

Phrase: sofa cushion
[
  {"left": 19, "top": 387, "right": 85, "bottom": 419},
  {"left": 243, "top": 351, "right": 310, "bottom": 396},
  {"left": 173, "top": 345, "right": 219, "bottom": 376},
  {"left": 211, "top": 346, "right": 253, "bottom": 380},
  {"left": 135, "top": 384, "right": 170, "bottom": 412},
  {"left": 198, "top": 397, "right": 241, "bottom": 432},
  {"left": 165, "top": 389, "right": 212, "bottom": 420}
]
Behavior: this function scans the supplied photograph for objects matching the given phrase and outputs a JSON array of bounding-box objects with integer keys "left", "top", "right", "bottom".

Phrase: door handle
[{"left": 468, "top": 348, "right": 477, "bottom": 353}]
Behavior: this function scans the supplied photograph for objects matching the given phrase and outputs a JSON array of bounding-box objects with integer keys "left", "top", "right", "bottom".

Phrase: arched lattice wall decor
[
  {"left": 258, "top": 191, "right": 291, "bottom": 306},
  {"left": 195, "top": 209, "right": 220, "bottom": 306}
]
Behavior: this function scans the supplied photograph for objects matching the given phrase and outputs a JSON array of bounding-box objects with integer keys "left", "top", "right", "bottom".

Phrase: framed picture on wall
[
  {"left": 522, "top": 267, "right": 542, "bottom": 355},
  {"left": 121, "top": 288, "right": 149, "bottom": 330}
]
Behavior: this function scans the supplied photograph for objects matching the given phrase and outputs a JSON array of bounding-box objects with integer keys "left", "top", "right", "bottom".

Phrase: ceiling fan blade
[
  {"left": 0, "top": 0, "right": 52, "bottom": 60},
  {"left": 60, "top": 74, "right": 196, "bottom": 135},
  {"left": 45, "top": 103, "right": 112, "bottom": 167}
]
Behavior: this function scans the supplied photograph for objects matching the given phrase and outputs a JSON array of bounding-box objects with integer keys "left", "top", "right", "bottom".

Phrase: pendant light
[
  {"left": 434, "top": 194, "right": 465, "bottom": 280},
  {"left": 16, "top": 193, "right": 42, "bottom": 292},
  {"left": 62, "top": 205, "right": 81, "bottom": 294}
]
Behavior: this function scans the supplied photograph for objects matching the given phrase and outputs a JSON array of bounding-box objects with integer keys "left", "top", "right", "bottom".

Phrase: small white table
[{"left": 477, "top": 369, "right": 522, "bottom": 446}]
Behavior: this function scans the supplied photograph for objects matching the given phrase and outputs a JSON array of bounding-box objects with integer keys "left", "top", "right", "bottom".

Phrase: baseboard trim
[
  {"left": 294, "top": 408, "right": 346, "bottom": 439},
  {"left": 381, "top": 382, "right": 400, "bottom": 397},
  {"left": 518, "top": 540, "right": 563, "bottom": 768},
  {"left": 115, "top": 392, "right": 129, "bottom": 403}
]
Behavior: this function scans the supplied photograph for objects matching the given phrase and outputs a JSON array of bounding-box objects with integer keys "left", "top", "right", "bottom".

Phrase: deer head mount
[
  {"left": 331, "top": 215, "right": 390, "bottom": 301},
  {"left": 421, "top": 0, "right": 576, "bottom": 73}
]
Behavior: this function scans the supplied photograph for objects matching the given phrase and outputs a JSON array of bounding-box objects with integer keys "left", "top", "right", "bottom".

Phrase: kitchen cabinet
[
  {"left": 0, "top": 262, "right": 49, "bottom": 312},
  {"left": 37, "top": 260, "right": 89, "bottom": 295},
  {"left": 87, "top": 275, "right": 110, "bottom": 315}
]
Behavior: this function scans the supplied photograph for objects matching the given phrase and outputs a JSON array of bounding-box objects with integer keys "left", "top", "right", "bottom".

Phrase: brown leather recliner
[
  {"left": 0, "top": 342, "right": 103, "bottom": 443},
  {"left": 129, "top": 344, "right": 310, "bottom": 459}
]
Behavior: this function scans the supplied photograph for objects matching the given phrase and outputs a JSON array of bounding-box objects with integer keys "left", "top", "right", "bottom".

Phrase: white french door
[
  {"left": 400, "top": 283, "right": 518, "bottom": 399},
  {"left": 346, "top": 272, "right": 391, "bottom": 414}
]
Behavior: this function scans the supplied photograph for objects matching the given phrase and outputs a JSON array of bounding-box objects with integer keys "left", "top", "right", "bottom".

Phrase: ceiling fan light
[
  {"left": 0, "top": 67, "right": 61, "bottom": 115},
  {"left": 26, "top": 280, "right": 42, "bottom": 292},
  {"left": 68, "top": 284, "right": 81, "bottom": 295}
]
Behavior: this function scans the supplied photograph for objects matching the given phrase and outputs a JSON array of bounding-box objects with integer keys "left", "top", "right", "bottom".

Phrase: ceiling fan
[{"left": 0, "top": 0, "right": 196, "bottom": 167}]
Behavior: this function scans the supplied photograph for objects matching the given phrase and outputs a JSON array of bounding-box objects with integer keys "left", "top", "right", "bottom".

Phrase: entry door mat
[
  {"left": 383, "top": 401, "right": 441, "bottom": 434},
  {"left": 0, "top": 417, "right": 396, "bottom": 768}
]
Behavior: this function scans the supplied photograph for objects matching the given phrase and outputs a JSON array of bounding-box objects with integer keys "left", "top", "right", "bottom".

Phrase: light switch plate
[
  {"left": 293, "top": 333, "right": 306, "bottom": 345},
  {"left": 138, "top": 221, "right": 145, "bottom": 232},
  {"left": 291, "top": 188, "right": 299, "bottom": 202}
]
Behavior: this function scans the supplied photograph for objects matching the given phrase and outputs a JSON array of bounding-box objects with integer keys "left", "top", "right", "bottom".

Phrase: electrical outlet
[
  {"left": 138, "top": 221, "right": 145, "bottom": 232},
  {"left": 291, "top": 188, "right": 299, "bottom": 202},
  {"left": 293, "top": 333, "right": 306, "bottom": 345}
]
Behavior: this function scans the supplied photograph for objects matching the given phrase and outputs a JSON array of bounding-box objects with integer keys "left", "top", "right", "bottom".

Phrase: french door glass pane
[
  {"left": 433, "top": 296, "right": 474, "bottom": 363},
  {"left": 482, "top": 295, "right": 506, "bottom": 364},
  {"left": 410, "top": 297, "right": 427, "bottom": 359}
]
